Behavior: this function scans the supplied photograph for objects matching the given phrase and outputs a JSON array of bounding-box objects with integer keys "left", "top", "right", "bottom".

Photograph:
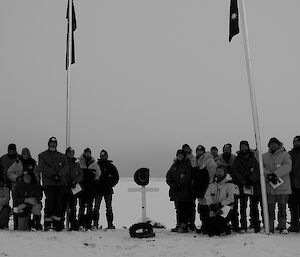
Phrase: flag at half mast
[
  {"left": 229, "top": 0, "right": 239, "bottom": 42},
  {"left": 66, "top": 0, "right": 77, "bottom": 70}
]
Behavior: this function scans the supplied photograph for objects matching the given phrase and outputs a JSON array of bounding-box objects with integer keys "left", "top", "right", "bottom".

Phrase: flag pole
[
  {"left": 65, "top": 0, "right": 73, "bottom": 232},
  {"left": 66, "top": 0, "right": 72, "bottom": 149},
  {"left": 238, "top": 0, "right": 270, "bottom": 234}
]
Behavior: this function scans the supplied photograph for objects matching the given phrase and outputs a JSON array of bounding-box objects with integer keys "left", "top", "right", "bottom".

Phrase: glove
[
  {"left": 267, "top": 173, "right": 278, "bottom": 184},
  {"left": 52, "top": 173, "right": 61, "bottom": 182}
]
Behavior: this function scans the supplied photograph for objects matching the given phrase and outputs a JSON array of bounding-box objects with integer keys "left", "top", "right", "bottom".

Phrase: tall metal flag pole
[
  {"left": 66, "top": 0, "right": 73, "bottom": 148},
  {"left": 237, "top": 0, "right": 270, "bottom": 234}
]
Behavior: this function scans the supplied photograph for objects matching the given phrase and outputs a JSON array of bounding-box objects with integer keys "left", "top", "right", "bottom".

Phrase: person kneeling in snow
[
  {"left": 12, "top": 170, "right": 43, "bottom": 230},
  {"left": 204, "top": 164, "right": 239, "bottom": 236}
]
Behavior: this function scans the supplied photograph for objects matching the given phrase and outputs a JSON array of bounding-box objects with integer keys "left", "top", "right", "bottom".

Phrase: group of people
[
  {"left": 166, "top": 136, "right": 300, "bottom": 236},
  {"left": 0, "top": 137, "right": 119, "bottom": 231}
]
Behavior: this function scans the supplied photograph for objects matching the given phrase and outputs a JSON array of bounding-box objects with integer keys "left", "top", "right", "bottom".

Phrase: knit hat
[
  {"left": 83, "top": 148, "right": 91, "bottom": 154},
  {"left": 65, "top": 147, "right": 75, "bottom": 155},
  {"left": 8, "top": 143, "right": 16, "bottom": 151},
  {"left": 100, "top": 149, "right": 108, "bottom": 156},
  {"left": 196, "top": 145, "right": 206, "bottom": 152},
  {"left": 182, "top": 144, "right": 190, "bottom": 150},
  {"left": 268, "top": 137, "right": 282, "bottom": 147},
  {"left": 48, "top": 137, "right": 57, "bottom": 146},
  {"left": 239, "top": 140, "right": 249, "bottom": 148}
]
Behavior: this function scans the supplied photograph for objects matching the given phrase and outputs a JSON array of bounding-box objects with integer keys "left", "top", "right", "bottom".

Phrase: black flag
[
  {"left": 229, "top": 0, "right": 239, "bottom": 42},
  {"left": 66, "top": 0, "right": 77, "bottom": 70}
]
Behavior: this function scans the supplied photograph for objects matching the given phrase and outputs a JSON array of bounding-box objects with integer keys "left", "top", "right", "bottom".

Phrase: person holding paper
[
  {"left": 204, "top": 164, "right": 239, "bottom": 236},
  {"left": 263, "top": 137, "right": 292, "bottom": 234},
  {"left": 63, "top": 147, "right": 83, "bottom": 231},
  {"left": 231, "top": 141, "right": 261, "bottom": 233}
]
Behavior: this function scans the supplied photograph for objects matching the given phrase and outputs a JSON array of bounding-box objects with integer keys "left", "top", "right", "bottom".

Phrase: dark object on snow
[
  {"left": 129, "top": 222, "right": 155, "bottom": 238},
  {"left": 134, "top": 168, "right": 149, "bottom": 186}
]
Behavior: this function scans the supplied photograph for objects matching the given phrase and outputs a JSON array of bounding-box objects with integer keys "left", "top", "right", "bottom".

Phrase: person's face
[
  {"left": 84, "top": 152, "right": 91, "bottom": 159},
  {"left": 8, "top": 149, "right": 16, "bottom": 156},
  {"left": 240, "top": 144, "right": 249, "bottom": 154},
  {"left": 48, "top": 142, "right": 57, "bottom": 152},
  {"left": 196, "top": 149, "right": 205, "bottom": 157},
  {"left": 100, "top": 154, "right": 108, "bottom": 160},
  {"left": 23, "top": 173, "right": 32, "bottom": 184},
  {"left": 293, "top": 140, "right": 300, "bottom": 148},
  {"left": 223, "top": 147, "right": 231, "bottom": 155},
  {"left": 183, "top": 147, "right": 191, "bottom": 155},
  {"left": 210, "top": 149, "right": 218, "bottom": 157},
  {"left": 66, "top": 151, "right": 75, "bottom": 159},
  {"left": 269, "top": 142, "right": 279, "bottom": 152},
  {"left": 215, "top": 168, "right": 225, "bottom": 180},
  {"left": 177, "top": 153, "right": 185, "bottom": 161},
  {"left": 22, "top": 152, "right": 30, "bottom": 160}
]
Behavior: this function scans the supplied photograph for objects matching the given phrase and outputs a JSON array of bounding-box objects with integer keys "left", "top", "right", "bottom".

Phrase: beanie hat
[
  {"left": 268, "top": 137, "right": 282, "bottom": 147},
  {"left": 176, "top": 149, "right": 186, "bottom": 158},
  {"left": 196, "top": 145, "right": 206, "bottom": 152},
  {"left": 239, "top": 140, "right": 249, "bottom": 149},
  {"left": 83, "top": 148, "right": 91, "bottom": 154},
  {"left": 182, "top": 144, "right": 190, "bottom": 150},
  {"left": 65, "top": 147, "right": 75, "bottom": 155},
  {"left": 100, "top": 149, "right": 108, "bottom": 156},
  {"left": 48, "top": 137, "right": 57, "bottom": 146},
  {"left": 8, "top": 143, "right": 16, "bottom": 152}
]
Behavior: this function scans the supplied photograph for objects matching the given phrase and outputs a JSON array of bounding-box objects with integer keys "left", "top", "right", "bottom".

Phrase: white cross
[{"left": 128, "top": 185, "right": 159, "bottom": 223}]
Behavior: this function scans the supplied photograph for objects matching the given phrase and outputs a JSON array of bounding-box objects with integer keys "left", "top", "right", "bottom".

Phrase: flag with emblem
[
  {"left": 66, "top": 0, "right": 77, "bottom": 70},
  {"left": 229, "top": 0, "right": 239, "bottom": 42}
]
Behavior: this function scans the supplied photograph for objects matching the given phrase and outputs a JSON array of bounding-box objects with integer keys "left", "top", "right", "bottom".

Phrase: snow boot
[
  {"left": 33, "top": 215, "right": 43, "bottom": 230},
  {"left": 106, "top": 212, "right": 115, "bottom": 229}
]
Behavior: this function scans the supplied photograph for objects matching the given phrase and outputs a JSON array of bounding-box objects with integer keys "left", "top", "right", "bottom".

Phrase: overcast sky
[{"left": 1, "top": 0, "right": 299, "bottom": 177}]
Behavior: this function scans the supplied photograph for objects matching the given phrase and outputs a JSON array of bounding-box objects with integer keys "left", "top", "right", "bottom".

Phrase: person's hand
[
  {"left": 267, "top": 173, "right": 278, "bottom": 184},
  {"left": 71, "top": 181, "right": 76, "bottom": 188}
]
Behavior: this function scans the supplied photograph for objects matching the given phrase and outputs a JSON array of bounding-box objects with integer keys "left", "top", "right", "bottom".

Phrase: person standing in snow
[
  {"left": 92, "top": 149, "right": 119, "bottom": 230},
  {"left": 288, "top": 136, "right": 300, "bottom": 232},
  {"left": 182, "top": 144, "right": 197, "bottom": 231},
  {"left": 38, "top": 137, "right": 69, "bottom": 231},
  {"left": 231, "top": 141, "right": 261, "bottom": 233},
  {"left": 62, "top": 147, "right": 83, "bottom": 231},
  {"left": 263, "top": 137, "right": 292, "bottom": 234},
  {"left": 166, "top": 149, "right": 192, "bottom": 233},
  {"left": 78, "top": 148, "right": 101, "bottom": 231},
  {"left": 204, "top": 164, "right": 238, "bottom": 236},
  {"left": 20, "top": 148, "right": 40, "bottom": 185}
]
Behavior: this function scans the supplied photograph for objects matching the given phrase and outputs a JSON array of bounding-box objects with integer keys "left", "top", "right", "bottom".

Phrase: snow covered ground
[{"left": 1, "top": 178, "right": 300, "bottom": 257}]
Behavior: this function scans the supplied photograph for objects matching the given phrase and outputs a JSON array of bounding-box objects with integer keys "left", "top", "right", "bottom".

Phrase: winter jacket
[
  {"left": 289, "top": 147, "right": 300, "bottom": 189},
  {"left": 7, "top": 159, "right": 23, "bottom": 183},
  {"left": 20, "top": 157, "right": 40, "bottom": 183},
  {"left": 263, "top": 147, "right": 292, "bottom": 195},
  {"left": 96, "top": 159, "right": 119, "bottom": 195},
  {"left": 205, "top": 175, "right": 239, "bottom": 208},
  {"left": 231, "top": 151, "right": 261, "bottom": 196},
  {"left": 0, "top": 186, "right": 10, "bottom": 212},
  {"left": 66, "top": 158, "right": 83, "bottom": 185},
  {"left": 0, "top": 154, "right": 22, "bottom": 186},
  {"left": 166, "top": 159, "right": 192, "bottom": 202},
  {"left": 12, "top": 179, "right": 43, "bottom": 207},
  {"left": 215, "top": 154, "right": 236, "bottom": 174},
  {"left": 196, "top": 152, "right": 217, "bottom": 183},
  {"left": 191, "top": 167, "right": 210, "bottom": 199},
  {"left": 38, "top": 150, "right": 69, "bottom": 187},
  {"left": 78, "top": 156, "right": 101, "bottom": 198},
  {"left": 186, "top": 154, "right": 197, "bottom": 168}
]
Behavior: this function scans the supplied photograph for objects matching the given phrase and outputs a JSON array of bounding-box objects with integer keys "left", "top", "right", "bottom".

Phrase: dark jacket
[
  {"left": 96, "top": 159, "right": 119, "bottom": 195},
  {"left": 0, "top": 154, "right": 22, "bottom": 187},
  {"left": 78, "top": 156, "right": 100, "bottom": 198},
  {"left": 191, "top": 167, "right": 210, "bottom": 199},
  {"left": 166, "top": 159, "right": 192, "bottom": 202},
  {"left": 12, "top": 179, "right": 43, "bottom": 207},
  {"left": 231, "top": 151, "right": 261, "bottom": 196},
  {"left": 289, "top": 147, "right": 300, "bottom": 189},
  {"left": 21, "top": 157, "right": 40, "bottom": 183},
  {"left": 38, "top": 150, "right": 69, "bottom": 187},
  {"left": 66, "top": 158, "right": 83, "bottom": 185}
]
